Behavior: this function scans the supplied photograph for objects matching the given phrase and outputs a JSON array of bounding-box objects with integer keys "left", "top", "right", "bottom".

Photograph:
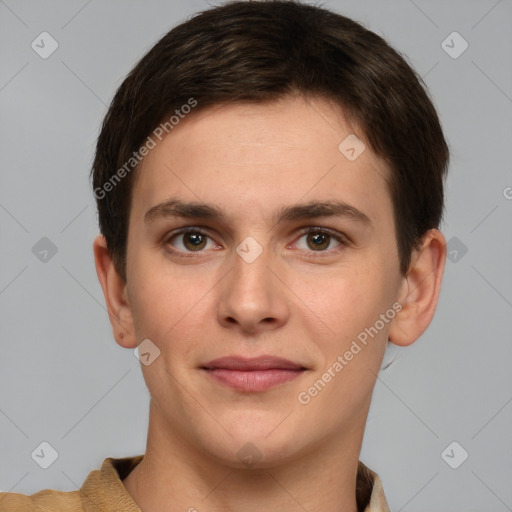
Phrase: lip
[
  {"left": 202, "top": 355, "right": 305, "bottom": 371},
  {"left": 201, "top": 356, "right": 306, "bottom": 392}
]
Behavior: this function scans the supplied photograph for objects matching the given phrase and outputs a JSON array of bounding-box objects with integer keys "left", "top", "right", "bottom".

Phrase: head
[{"left": 93, "top": 0, "right": 448, "bottom": 468}]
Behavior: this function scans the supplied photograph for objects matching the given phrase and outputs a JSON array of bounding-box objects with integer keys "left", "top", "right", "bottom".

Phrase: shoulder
[
  {"left": 0, "top": 488, "right": 85, "bottom": 511},
  {"left": 0, "top": 455, "right": 144, "bottom": 512}
]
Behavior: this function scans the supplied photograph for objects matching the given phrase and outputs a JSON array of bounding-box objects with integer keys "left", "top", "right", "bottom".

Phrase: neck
[{"left": 123, "top": 400, "right": 366, "bottom": 512}]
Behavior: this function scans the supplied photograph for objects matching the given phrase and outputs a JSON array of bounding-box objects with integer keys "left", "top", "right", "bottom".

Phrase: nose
[{"left": 216, "top": 243, "right": 290, "bottom": 335}]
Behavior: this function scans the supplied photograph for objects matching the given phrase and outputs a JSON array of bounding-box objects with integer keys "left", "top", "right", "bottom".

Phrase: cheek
[
  {"left": 129, "top": 267, "right": 228, "bottom": 378},
  {"left": 128, "top": 264, "right": 202, "bottom": 344},
  {"left": 291, "top": 260, "right": 396, "bottom": 343},
  {"left": 293, "top": 269, "right": 399, "bottom": 395}
]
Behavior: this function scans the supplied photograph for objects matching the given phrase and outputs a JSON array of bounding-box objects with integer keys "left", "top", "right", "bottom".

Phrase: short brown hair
[{"left": 92, "top": 0, "right": 449, "bottom": 281}]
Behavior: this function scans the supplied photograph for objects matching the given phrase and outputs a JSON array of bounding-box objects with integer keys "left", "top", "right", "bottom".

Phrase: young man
[{"left": 0, "top": 1, "right": 448, "bottom": 510}]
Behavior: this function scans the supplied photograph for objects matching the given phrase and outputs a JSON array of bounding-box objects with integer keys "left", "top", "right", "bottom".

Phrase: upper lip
[{"left": 201, "top": 356, "right": 305, "bottom": 371}]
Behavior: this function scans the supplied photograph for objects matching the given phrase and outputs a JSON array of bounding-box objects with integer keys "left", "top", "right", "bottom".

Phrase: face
[{"left": 123, "top": 94, "right": 405, "bottom": 467}]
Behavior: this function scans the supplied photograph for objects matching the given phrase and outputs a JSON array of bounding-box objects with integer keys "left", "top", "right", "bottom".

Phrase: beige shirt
[{"left": 0, "top": 455, "right": 390, "bottom": 511}]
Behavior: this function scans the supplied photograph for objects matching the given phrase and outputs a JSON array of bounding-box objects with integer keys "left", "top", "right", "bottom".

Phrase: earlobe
[
  {"left": 388, "top": 229, "right": 446, "bottom": 347},
  {"left": 93, "top": 235, "right": 137, "bottom": 349}
]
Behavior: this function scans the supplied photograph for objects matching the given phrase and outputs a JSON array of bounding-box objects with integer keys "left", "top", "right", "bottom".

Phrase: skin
[{"left": 94, "top": 94, "right": 446, "bottom": 512}]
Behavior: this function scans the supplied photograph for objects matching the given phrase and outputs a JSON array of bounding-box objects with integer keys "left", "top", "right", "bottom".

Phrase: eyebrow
[{"left": 144, "top": 198, "right": 372, "bottom": 227}]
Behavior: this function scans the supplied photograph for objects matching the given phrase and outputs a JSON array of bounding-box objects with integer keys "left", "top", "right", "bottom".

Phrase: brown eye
[
  {"left": 167, "top": 228, "right": 215, "bottom": 253},
  {"left": 306, "top": 231, "right": 330, "bottom": 251},
  {"left": 182, "top": 232, "right": 207, "bottom": 251},
  {"left": 294, "top": 228, "right": 347, "bottom": 253}
]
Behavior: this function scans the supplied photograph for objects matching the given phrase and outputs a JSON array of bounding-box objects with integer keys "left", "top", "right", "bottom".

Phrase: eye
[
  {"left": 165, "top": 227, "right": 219, "bottom": 253},
  {"left": 164, "top": 226, "right": 349, "bottom": 257},
  {"left": 293, "top": 227, "right": 348, "bottom": 253}
]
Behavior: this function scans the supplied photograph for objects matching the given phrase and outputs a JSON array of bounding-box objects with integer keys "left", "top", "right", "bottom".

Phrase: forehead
[{"left": 131, "top": 95, "right": 392, "bottom": 227}]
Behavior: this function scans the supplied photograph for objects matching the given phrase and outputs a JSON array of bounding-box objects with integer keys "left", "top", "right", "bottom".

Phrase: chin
[{"left": 200, "top": 427, "right": 307, "bottom": 470}]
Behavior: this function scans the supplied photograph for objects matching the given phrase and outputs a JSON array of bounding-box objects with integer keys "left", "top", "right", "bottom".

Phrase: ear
[
  {"left": 93, "top": 235, "right": 137, "bottom": 349},
  {"left": 389, "top": 229, "right": 446, "bottom": 347}
]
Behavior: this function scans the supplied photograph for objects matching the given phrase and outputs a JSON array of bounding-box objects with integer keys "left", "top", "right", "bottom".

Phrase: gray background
[{"left": 1, "top": 0, "right": 511, "bottom": 510}]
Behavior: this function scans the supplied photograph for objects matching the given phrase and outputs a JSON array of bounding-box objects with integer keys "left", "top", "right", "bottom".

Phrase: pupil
[
  {"left": 309, "top": 232, "right": 328, "bottom": 250},
  {"left": 187, "top": 233, "right": 205, "bottom": 250}
]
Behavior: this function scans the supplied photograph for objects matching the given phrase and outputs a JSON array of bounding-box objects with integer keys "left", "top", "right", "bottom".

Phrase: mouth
[{"left": 200, "top": 356, "right": 307, "bottom": 392}]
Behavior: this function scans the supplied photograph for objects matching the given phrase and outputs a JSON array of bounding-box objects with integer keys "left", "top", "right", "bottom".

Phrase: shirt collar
[
  {"left": 357, "top": 461, "right": 391, "bottom": 512},
  {"left": 81, "top": 455, "right": 389, "bottom": 512}
]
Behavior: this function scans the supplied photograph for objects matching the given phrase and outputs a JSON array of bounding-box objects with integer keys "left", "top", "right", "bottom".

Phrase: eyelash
[{"left": 164, "top": 226, "right": 350, "bottom": 258}]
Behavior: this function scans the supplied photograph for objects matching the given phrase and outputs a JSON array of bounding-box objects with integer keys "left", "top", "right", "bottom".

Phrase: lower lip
[{"left": 203, "top": 368, "right": 304, "bottom": 392}]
